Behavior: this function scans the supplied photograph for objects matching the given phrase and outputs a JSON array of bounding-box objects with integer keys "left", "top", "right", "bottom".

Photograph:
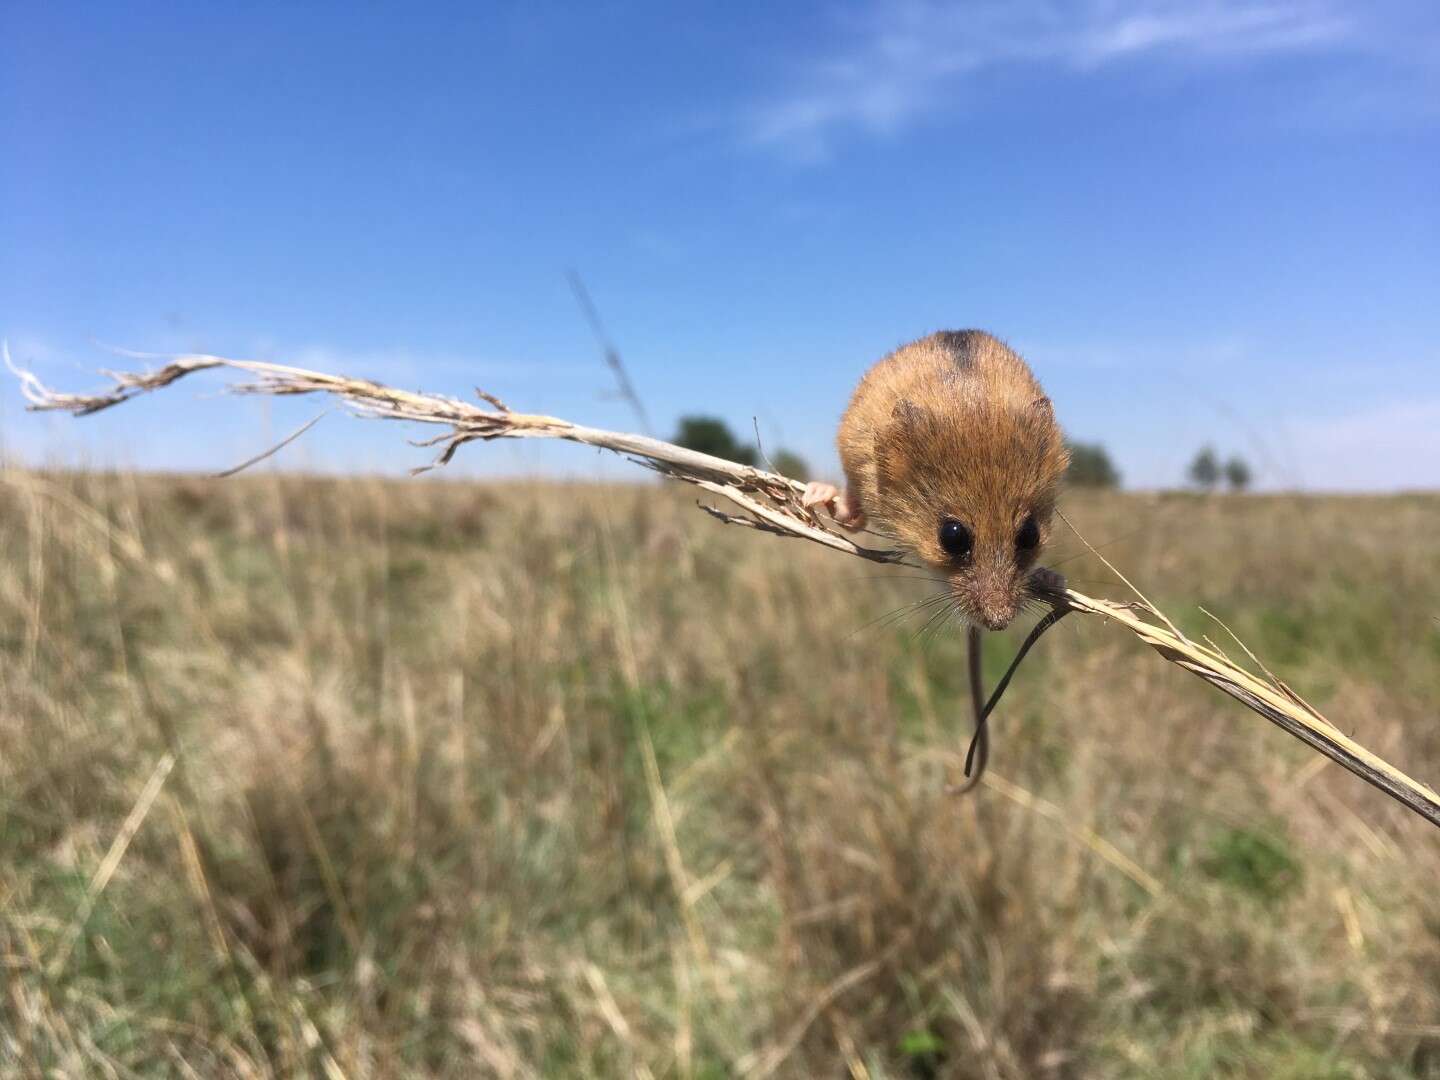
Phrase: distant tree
[
  {"left": 1065, "top": 441, "right": 1121, "bottom": 489},
  {"left": 1224, "top": 456, "right": 1253, "bottom": 492},
  {"left": 1188, "top": 446, "right": 1221, "bottom": 491},
  {"left": 672, "top": 416, "right": 756, "bottom": 466},
  {"left": 770, "top": 449, "right": 810, "bottom": 482}
]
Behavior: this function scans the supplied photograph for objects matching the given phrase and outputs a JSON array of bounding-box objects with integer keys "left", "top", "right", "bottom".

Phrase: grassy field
[{"left": 2, "top": 469, "right": 1438, "bottom": 1078}]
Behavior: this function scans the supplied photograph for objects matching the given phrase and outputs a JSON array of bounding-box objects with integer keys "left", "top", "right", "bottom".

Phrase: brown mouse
[{"left": 805, "top": 329, "right": 1069, "bottom": 630}]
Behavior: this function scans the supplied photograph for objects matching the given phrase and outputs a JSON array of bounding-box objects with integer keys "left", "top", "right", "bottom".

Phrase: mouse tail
[
  {"left": 954, "top": 603, "right": 1074, "bottom": 794},
  {"left": 950, "top": 624, "right": 989, "bottom": 795}
]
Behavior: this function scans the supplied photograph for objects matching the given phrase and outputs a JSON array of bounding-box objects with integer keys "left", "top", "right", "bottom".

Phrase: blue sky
[{"left": 3, "top": 1, "right": 1437, "bottom": 489}]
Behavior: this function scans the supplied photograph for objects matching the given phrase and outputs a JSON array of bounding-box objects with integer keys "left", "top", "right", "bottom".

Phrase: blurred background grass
[{"left": 2, "top": 470, "right": 1438, "bottom": 1077}]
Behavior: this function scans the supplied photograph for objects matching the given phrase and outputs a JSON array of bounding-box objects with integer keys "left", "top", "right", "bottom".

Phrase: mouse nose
[
  {"left": 974, "top": 592, "right": 1017, "bottom": 631},
  {"left": 952, "top": 570, "right": 1016, "bottom": 631},
  {"left": 979, "top": 609, "right": 1013, "bottom": 632}
]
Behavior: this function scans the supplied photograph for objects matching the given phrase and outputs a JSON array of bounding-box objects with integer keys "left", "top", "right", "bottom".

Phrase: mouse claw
[{"left": 802, "top": 482, "right": 866, "bottom": 531}]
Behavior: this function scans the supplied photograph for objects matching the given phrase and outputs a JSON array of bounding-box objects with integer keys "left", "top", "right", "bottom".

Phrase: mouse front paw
[{"left": 801, "top": 482, "right": 866, "bottom": 532}]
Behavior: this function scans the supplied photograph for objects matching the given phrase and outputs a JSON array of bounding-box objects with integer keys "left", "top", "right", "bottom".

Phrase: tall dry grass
[
  {"left": 13, "top": 346, "right": 1433, "bottom": 824},
  {"left": 2, "top": 471, "right": 1438, "bottom": 1077}
]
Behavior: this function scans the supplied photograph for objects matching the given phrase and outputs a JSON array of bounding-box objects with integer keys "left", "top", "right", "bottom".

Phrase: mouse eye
[
  {"left": 1016, "top": 515, "right": 1040, "bottom": 551},
  {"left": 938, "top": 518, "right": 973, "bottom": 559}
]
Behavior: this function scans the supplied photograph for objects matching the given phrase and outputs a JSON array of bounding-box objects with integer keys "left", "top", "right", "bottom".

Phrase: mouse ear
[
  {"left": 877, "top": 399, "right": 927, "bottom": 493},
  {"left": 891, "top": 398, "right": 926, "bottom": 428}
]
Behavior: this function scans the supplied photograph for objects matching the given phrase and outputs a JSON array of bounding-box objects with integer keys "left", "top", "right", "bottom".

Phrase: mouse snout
[
  {"left": 973, "top": 610, "right": 1008, "bottom": 633},
  {"left": 952, "top": 573, "right": 1018, "bottom": 631},
  {"left": 976, "top": 603, "right": 1015, "bottom": 632}
]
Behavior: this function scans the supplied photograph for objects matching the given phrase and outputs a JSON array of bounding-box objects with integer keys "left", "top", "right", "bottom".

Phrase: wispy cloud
[
  {"left": 743, "top": 0, "right": 1362, "bottom": 160},
  {"left": 1284, "top": 396, "right": 1440, "bottom": 491}
]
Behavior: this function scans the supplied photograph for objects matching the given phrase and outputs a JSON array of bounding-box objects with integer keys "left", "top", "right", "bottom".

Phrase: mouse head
[{"left": 876, "top": 395, "right": 1069, "bottom": 630}]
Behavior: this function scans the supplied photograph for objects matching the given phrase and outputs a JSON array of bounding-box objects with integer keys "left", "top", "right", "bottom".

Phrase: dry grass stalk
[
  {"left": 8, "top": 342, "right": 1439, "bottom": 830},
  {"left": 48, "top": 751, "right": 175, "bottom": 977}
]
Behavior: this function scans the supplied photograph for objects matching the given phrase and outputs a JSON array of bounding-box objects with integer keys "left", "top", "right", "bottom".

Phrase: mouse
[{"left": 803, "top": 330, "right": 1070, "bottom": 789}]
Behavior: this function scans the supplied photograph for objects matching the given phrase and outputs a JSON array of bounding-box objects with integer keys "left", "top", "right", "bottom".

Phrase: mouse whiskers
[{"left": 850, "top": 590, "right": 953, "bottom": 639}]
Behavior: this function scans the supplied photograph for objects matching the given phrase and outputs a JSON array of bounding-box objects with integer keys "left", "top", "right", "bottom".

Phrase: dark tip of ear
[
  {"left": 1032, "top": 396, "right": 1053, "bottom": 412},
  {"left": 892, "top": 399, "right": 924, "bottom": 426}
]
